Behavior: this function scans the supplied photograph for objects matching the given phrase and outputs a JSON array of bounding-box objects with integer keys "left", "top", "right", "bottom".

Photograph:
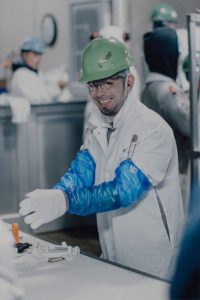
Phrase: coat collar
[{"left": 88, "top": 89, "right": 138, "bottom": 130}]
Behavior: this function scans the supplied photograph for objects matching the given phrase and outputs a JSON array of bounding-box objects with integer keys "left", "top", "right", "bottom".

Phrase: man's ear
[{"left": 127, "top": 74, "right": 135, "bottom": 91}]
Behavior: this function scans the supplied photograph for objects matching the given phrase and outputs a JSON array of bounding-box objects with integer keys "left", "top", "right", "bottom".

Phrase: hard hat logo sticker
[{"left": 98, "top": 51, "right": 112, "bottom": 69}]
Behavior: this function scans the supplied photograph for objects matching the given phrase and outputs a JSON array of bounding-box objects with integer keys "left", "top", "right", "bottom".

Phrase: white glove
[{"left": 19, "top": 189, "right": 68, "bottom": 229}]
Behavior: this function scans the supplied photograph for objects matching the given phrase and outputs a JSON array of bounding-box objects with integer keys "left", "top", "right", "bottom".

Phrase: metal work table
[
  {"left": 14, "top": 231, "right": 170, "bottom": 300},
  {"left": 0, "top": 101, "right": 96, "bottom": 232}
]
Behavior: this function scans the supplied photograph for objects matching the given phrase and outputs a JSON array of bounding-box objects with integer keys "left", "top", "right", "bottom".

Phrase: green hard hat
[
  {"left": 79, "top": 37, "right": 133, "bottom": 82},
  {"left": 151, "top": 3, "right": 178, "bottom": 23}
]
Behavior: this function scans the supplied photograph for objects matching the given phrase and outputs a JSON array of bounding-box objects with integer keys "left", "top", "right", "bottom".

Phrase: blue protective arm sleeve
[
  {"left": 66, "top": 159, "right": 151, "bottom": 216},
  {"left": 53, "top": 150, "right": 95, "bottom": 192}
]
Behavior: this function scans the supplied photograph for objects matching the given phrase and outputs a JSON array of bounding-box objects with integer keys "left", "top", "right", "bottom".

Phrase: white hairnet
[{"left": 99, "top": 25, "right": 124, "bottom": 43}]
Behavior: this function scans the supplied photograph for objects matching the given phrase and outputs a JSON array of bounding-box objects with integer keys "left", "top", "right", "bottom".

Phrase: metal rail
[{"left": 187, "top": 13, "right": 200, "bottom": 209}]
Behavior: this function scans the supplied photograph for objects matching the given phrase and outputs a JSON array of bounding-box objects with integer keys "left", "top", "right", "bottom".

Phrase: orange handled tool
[
  {"left": 12, "top": 223, "right": 20, "bottom": 244},
  {"left": 11, "top": 223, "right": 32, "bottom": 253}
]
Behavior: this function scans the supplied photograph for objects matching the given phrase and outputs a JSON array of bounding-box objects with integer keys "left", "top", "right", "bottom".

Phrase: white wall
[
  {"left": 0, "top": 0, "right": 70, "bottom": 71},
  {"left": 0, "top": 0, "right": 199, "bottom": 77}
]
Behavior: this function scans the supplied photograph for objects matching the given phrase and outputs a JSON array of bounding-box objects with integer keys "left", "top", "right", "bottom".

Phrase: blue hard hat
[{"left": 20, "top": 36, "right": 45, "bottom": 54}]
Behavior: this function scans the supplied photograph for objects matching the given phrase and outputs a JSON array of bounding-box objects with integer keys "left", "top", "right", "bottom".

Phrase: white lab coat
[
  {"left": 9, "top": 67, "right": 61, "bottom": 104},
  {"left": 83, "top": 89, "right": 185, "bottom": 279}
]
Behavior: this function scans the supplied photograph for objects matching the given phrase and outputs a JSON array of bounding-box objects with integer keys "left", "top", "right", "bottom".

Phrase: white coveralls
[
  {"left": 9, "top": 67, "right": 62, "bottom": 104},
  {"left": 83, "top": 90, "right": 184, "bottom": 279}
]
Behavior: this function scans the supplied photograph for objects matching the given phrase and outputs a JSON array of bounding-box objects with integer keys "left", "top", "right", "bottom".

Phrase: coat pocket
[
  {"left": 154, "top": 187, "right": 171, "bottom": 244},
  {"left": 121, "top": 134, "right": 139, "bottom": 161}
]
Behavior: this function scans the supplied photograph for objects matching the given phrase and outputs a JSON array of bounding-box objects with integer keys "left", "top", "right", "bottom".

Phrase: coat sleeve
[
  {"left": 132, "top": 123, "right": 175, "bottom": 186},
  {"left": 161, "top": 87, "right": 190, "bottom": 137}
]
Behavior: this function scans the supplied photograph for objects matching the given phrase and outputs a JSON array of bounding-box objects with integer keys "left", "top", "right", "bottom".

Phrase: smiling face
[{"left": 88, "top": 74, "right": 134, "bottom": 116}]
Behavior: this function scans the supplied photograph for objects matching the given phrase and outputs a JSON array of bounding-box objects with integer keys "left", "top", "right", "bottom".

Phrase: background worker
[
  {"left": 19, "top": 37, "right": 184, "bottom": 280},
  {"left": 9, "top": 36, "right": 68, "bottom": 103},
  {"left": 83, "top": 24, "right": 141, "bottom": 133},
  {"left": 142, "top": 27, "right": 190, "bottom": 209},
  {"left": 150, "top": 2, "right": 190, "bottom": 93}
]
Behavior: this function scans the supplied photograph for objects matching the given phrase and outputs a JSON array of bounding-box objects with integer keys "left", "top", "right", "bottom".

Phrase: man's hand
[{"left": 19, "top": 189, "right": 68, "bottom": 229}]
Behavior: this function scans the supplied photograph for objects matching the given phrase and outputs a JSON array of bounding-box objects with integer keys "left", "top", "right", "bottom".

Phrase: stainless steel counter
[
  {"left": 13, "top": 230, "right": 169, "bottom": 300},
  {"left": 0, "top": 101, "right": 96, "bottom": 233}
]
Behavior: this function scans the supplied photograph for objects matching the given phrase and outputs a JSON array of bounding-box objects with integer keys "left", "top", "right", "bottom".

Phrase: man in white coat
[
  {"left": 150, "top": 3, "right": 200, "bottom": 94},
  {"left": 83, "top": 25, "right": 141, "bottom": 134},
  {"left": 9, "top": 36, "right": 66, "bottom": 103},
  {"left": 142, "top": 27, "right": 190, "bottom": 209},
  {"left": 150, "top": 3, "right": 190, "bottom": 93},
  {"left": 19, "top": 37, "right": 184, "bottom": 280}
]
